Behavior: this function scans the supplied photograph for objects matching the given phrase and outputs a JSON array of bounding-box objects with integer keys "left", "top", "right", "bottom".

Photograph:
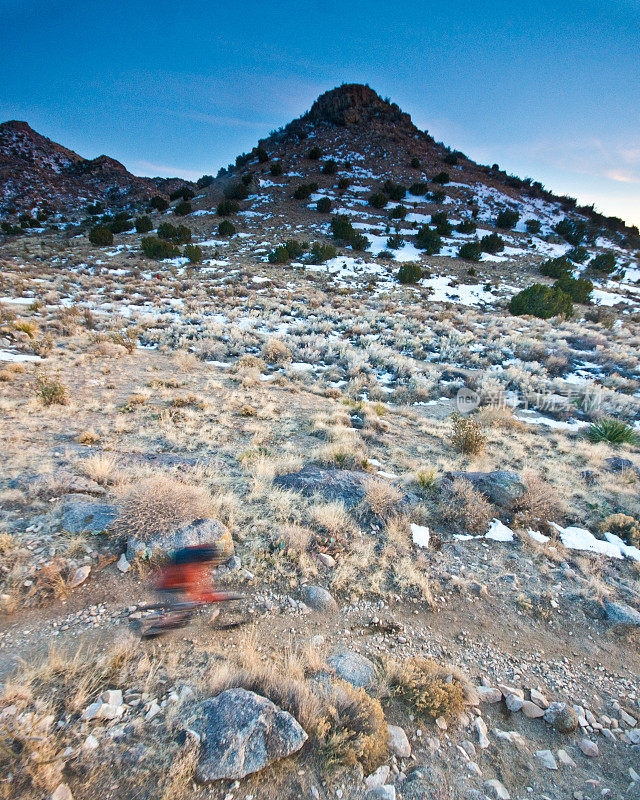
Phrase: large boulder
[
  {"left": 443, "top": 470, "right": 527, "bottom": 508},
  {"left": 301, "top": 584, "right": 338, "bottom": 612},
  {"left": 604, "top": 601, "right": 640, "bottom": 628},
  {"left": 398, "top": 767, "right": 448, "bottom": 800},
  {"left": 60, "top": 494, "right": 117, "bottom": 534},
  {"left": 126, "top": 517, "right": 233, "bottom": 561},
  {"left": 194, "top": 688, "right": 307, "bottom": 782},
  {"left": 543, "top": 702, "right": 579, "bottom": 733},
  {"left": 274, "top": 464, "right": 417, "bottom": 512},
  {"left": 327, "top": 648, "right": 376, "bottom": 688}
]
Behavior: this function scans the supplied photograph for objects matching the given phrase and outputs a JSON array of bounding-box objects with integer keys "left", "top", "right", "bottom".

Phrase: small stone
[
  {"left": 83, "top": 734, "right": 99, "bottom": 751},
  {"left": 301, "top": 585, "right": 338, "bottom": 612},
  {"left": 467, "top": 762, "right": 482, "bottom": 777},
  {"left": 327, "top": 648, "right": 376, "bottom": 688},
  {"left": 505, "top": 694, "right": 523, "bottom": 712},
  {"left": 578, "top": 739, "right": 599, "bottom": 758},
  {"left": 387, "top": 724, "right": 411, "bottom": 758},
  {"left": 498, "top": 685, "right": 524, "bottom": 700},
  {"left": 51, "top": 785, "right": 73, "bottom": 800},
  {"left": 620, "top": 709, "right": 637, "bottom": 728},
  {"left": 627, "top": 728, "right": 640, "bottom": 744},
  {"left": 544, "top": 702, "right": 579, "bottom": 733},
  {"left": 435, "top": 717, "right": 447, "bottom": 731},
  {"left": 365, "top": 765, "right": 390, "bottom": 790},
  {"left": 530, "top": 689, "right": 549, "bottom": 709},
  {"left": 557, "top": 749, "right": 576, "bottom": 767},
  {"left": 68, "top": 565, "right": 91, "bottom": 589},
  {"left": 461, "top": 740, "right": 476, "bottom": 758},
  {"left": 101, "top": 690, "right": 123, "bottom": 707},
  {"left": 483, "top": 778, "right": 511, "bottom": 799},
  {"left": 316, "top": 553, "right": 336, "bottom": 568},
  {"left": 535, "top": 750, "right": 558, "bottom": 770},
  {"left": 474, "top": 717, "right": 490, "bottom": 749},
  {"left": 366, "top": 787, "right": 395, "bottom": 800},
  {"left": 522, "top": 700, "right": 545, "bottom": 719},
  {"left": 477, "top": 686, "right": 502, "bottom": 704},
  {"left": 117, "top": 553, "right": 131, "bottom": 573}
]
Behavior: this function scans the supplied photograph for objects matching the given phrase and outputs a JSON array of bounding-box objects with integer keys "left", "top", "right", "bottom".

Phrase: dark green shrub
[
  {"left": 257, "top": 146, "right": 269, "bottom": 163},
  {"left": 369, "top": 193, "right": 388, "bottom": 209},
  {"left": 509, "top": 283, "right": 573, "bottom": 319},
  {"left": 432, "top": 171, "right": 450, "bottom": 185},
  {"left": 270, "top": 162, "right": 283, "bottom": 176},
  {"left": 174, "top": 200, "right": 192, "bottom": 216},
  {"left": 241, "top": 173, "right": 253, "bottom": 187},
  {"left": 224, "top": 183, "right": 249, "bottom": 201},
  {"left": 525, "top": 219, "right": 542, "bottom": 234},
  {"left": 135, "top": 216, "right": 153, "bottom": 234},
  {"left": 456, "top": 220, "right": 476, "bottom": 234},
  {"left": 566, "top": 245, "right": 589, "bottom": 263},
  {"left": 386, "top": 234, "right": 405, "bottom": 250},
  {"left": 109, "top": 213, "right": 133, "bottom": 233},
  {"left": 495, "top": 209, "right": 519, "bottom": 229},
  {"left": 554, "top": 273, "right": 593, "bottom": 304},
  {"left": 589, "top": 252, "right": 616, "bottom": 273},
  {"left": 88, "top": 225, "right": 113, "bottom": 246},
  {"left": 444, "top": 152, "right": 459, "bottom": 166},
  {"left": 555, "top": 218, "right": 588, "bottom": 245},
  {"left": 307, "top": 146, "right": 322, "bottom": 160},
  {"left": 196, "top": 175, "right": 214, "bottom": 188},
  {"left": 409, "top": 182, "right": 429, "bottom": 196},
  {"left": 410, "top": 156, "right": 421, "bottom": 168},
  {"left": 383, "top": 181, "right": 406, "bottom": 201},
  {"left": 431, "top": 212, "right": 452, "bottom": 236},
  {"left": 388, "top": 205, "right": 407, "bottom": 220},
  {"left": 458, "top": 241, "right": 482, "bottom": 261},
  {"left": 397, "top": 262, "right": 422, "bottom": 284},
  {"left": 217, "top": 200, "right": 240, "bottom": 216},
  {"left": 170, "top": 187, "right": 195, "bottom": 201},
  {"left": 415, "top": 226, "right": 442, "bottom": 254},
  {"left": 337, "top": 177, "right": 351, "bottom": 192},
  {"left": 158, "top": 223, "right": 191, "bottom": 244},
  {"left": 430, "top": 190, "right": 446, "bottom": 203},
  {"left": 309, "top": 242, "right": 337, "bottom": 264},
  {"left": 293, "top": 183, "right": 319, "bottom": 200},
  {"left": 317, "top": 197, "right": 333, "bottom": 213},
  {"left": 480, "top": 233, "right": 504, "bottom": 254},
  {"left": 141, "top": 236, "right": 180, "bottom": 260},
  {"left": 540, "top": 256, "right": 571, "bottom": 278},
  {"left": 184, "top": 244, "right": 203, "bottom": 263},
  {"left": 1, "top": 222, "right": 21, "bottom": 235},
  {"left": 331, "top": 214, "right": 354, "bottom": 241},
  {"left": 218, "top": 220, "right": 236, "bottom": 236},
  {"left": 150, "top": 195, "right": 169, "bottom": 212},
  {"left": 268, "top": 239, "right": 306, "bottom": 264},
  {"left": 86, "top": 202, "right": 104, "bottom": 215},
  {"left": 322, "top": 159, "right": 338, "bottom": 175},
  {"left": 350, "top": 232, "right": 369, "bottom": 251}
]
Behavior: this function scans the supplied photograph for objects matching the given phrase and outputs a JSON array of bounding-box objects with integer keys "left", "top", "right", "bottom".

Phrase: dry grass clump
[
  {"left": 512, "top": 473, "right": 564, "bottom": 529},
  {"left": 233, "top": 353, "right": 266, "bottom": 372},
  {"left": 112, "top": 475, "right": 215, "bottom": 541},
  {"left": 439, "top": 478, "right": 492, "bottom": 535},
  {"left": 279, "top": 524, "right": 312, "bottom": 555},
  {"left": 262, "top": 338, "right": 293, "bottom": 364},
  {"left": 364, "top": 480, "right": 403, "bottom": 519},
  {"left": 81, "top": 452, "right": 121, "bottom": 486},
  {"left": 310, "top": 501, "right": 353, "bottom": 538},
  {"left": 76, "top": 427, "right": 101, "bottom": 444},
  {"left": 385, "top": 657, "right": 476, "bottom": 722},
  {"left": 451, "top": 413, "right": 486, "bottom": 455},
  {"left": 33, "top": 370, "right": 68, "bottom": 406},
  {"left": 601, "top": 513, "right": 640, "bottom": 547},
  {"left": 109, "top": 329, "right": 138, "bottom": 353},
  {"left": 476, "top": 405, "right": 525, "bottom": 430}
]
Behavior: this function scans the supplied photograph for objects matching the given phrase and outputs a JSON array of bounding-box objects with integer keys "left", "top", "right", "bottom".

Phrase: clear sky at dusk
[{"left": 2, "top": 0, "right": 638, "bottom": 225}]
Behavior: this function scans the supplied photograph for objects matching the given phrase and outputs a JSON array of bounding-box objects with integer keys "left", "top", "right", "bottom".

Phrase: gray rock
[
  {"left": 194, "top": 688, "right": 307, "bottom": 782},
  {"left": 444, "top": 470, "right": 527, "bottom": 508},
  {"left": 365, "top": 765, "right": 391, "bottom": 790},
  {"left": 126, "top": 517, "right": 233, "bottom": 562},
  {"left": 328, "top": 648, "right": 376, "bottom": 688},
  {"left": 604, "top": 601, "right": 640, "bottom": 628},
  {"left": 483, "top": 779, "right": 511, "bottom": 799},
  {"left": 544, "top": 702, "right": 579, "bottom": 733},
  {"left": 578, "top": 738, "right": 599, "bottom": 758},
  {"left": 398, "top": 767, "right": 448, "bottom": 800},
  {"left": 476, "top": 686, "right": 502, "bottom": 704},
  {"left": 60, "top": 494, "right": 117, "bottom": 534},
  {"left": 387, "top": 724, "right": 411, "bottom": 758},
  {"left": 301, "top": 585, "right": 338, "bottom": 612},
  {"left": 522, "top": 700, "right": 545, "bottom": 719},
  {"left": 366, "top": 787, "right": 395, "bottom": 800},
  {"left": 535, "top": 750, "right": 558, "bottom": 770},
  {"left": 604, "top": 456, "right": 639, "bottom": 475}
]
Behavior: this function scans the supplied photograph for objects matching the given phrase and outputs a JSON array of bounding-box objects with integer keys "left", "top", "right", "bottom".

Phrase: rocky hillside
[{"left": 0, "top": 120, "right": 191, "bottom": 216}]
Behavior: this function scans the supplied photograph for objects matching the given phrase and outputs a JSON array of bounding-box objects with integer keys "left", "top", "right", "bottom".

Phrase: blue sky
[{"left": 2, "top": 0, "right": 639, "bottom": 225}]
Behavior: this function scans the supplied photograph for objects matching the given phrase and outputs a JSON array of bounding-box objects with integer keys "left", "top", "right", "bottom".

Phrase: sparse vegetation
[
  {"left": 586, "top": 417, "right": 639, "bottom": 446},
  {"left": 88, "top": 225, "right": 113, "bottom": 246}
]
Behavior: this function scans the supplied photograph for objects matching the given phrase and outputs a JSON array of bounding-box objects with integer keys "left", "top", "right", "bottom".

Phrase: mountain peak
[{"left": 305, "top": 83, "right": 414, "bottom": 128}]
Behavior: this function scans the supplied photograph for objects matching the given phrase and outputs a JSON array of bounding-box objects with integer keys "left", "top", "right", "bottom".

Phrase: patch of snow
[{"left": 410, "top": 524, "right": 430, "bottom": 548}]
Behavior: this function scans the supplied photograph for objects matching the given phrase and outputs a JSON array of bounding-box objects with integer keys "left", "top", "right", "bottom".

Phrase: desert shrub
[
  {"left": 586, "top": 418, "right": 639, "bottom": 446},
  {"left": 451, "top": 412, "right": 486, "bottom": 455},
  {"left": 170, "top": 187, "right": 195, "bottom": 201},
  {"left": 157, "top": 223, "right": 191, "bottom": 244},
  {"left": 566, "top": 245, "right": 589, "bottom": 263},
  {"left": 218, "top": 219, "right": 236, "bottom": 236},
  {"left": 110, "top": 329, "right": 138, "bottom": 353},
  {"left": 113, "top": 475, "right": 215, "bottom": 542},
  {"left": 383, "top": 180, "right": 406, "bottom": 201},
  {"left": 337, "top": 177, "right": 351, "bottom": 192},
  {"left": 480, "top": 232, "right": 504, "bottom": 253},
  {"left": 197, "top": 174, "right": 214, "bottom": 187},
  {"left": 410, "top": 156, "right": 421, "bottom": 168},
  {"left": 141, "top": 236, "right": 180, "bottom": 260},
  {"left": 589, "top": 252, "right": 617, "bottom": 273},
  {"left": 432, "top": 171, "right": 450, "bottom": 185},
  {"left": 369, "top": 192, "right": 388, "bottom": 209},
  {"left": 409, "top": 182, "right": 428, "bottom": 195},
  {"left": 184, "top": 244, "right": 203, "bottom": 263},
  {"left": 309, "top": 242, "right": 337, "bottom": 264},
  {"left": 431, "top": 211, "right": 452, "bottom": 236},
  {"left": 397, "top": 262, "right": 422, "bottom": 284},
  {"left": 317, "top": 196, "right": 333, "bottom": 213},
  {"left": 456, "top": 219, "right": 476, "bottom": 234},
  {"left": 386, "top": 234, "right": 404, "bottom": 250},
  {"left": 540, "top": 256, "right": 572, "bottom": 278},
  {"left": 322, "top": 159, "right": 338, "bottom": 175},
  {"left": 293, "top": 183, "right": 319, "bottom": 200},
  {"left": 262, "top": 338, "right": 292, "bottom": 364},
  {"left": 350, "top": 232, "right": 369, "bottom": 251},
  {"left": 495, "top": 209, "right": 520, "bottom": 229},
  {"left": 217, "top": 199, "right": 239, "bottom": 216},
  {"left": 509, "top": 283, "right": 573, "bottom": 319},
  {"left": 331, "top": 214, "right": 354, "bottom": 240},
  {"left": 257, "top": 145, "right": 269, "bottom": 162},
  {"left": 268, "top": 239, "right": 306, "bottom": 264},
  {"left": 555, "top": 218, "right": 588, "bottom": 245},
  {"left": 88, "top": 225, "right": 113, "bottom": 246},
  {"left": 135, "top": 215, "right": 153, "bottom": 233},
  {"left": 458, "top": 240, "right": 482, "bottom": 261},
  {"left": 388, "top": 657, "right": 472, "bottom": 721},
  {"left": 415, "top": 226, "right": 442, "bottom": 254},
  {"left": 444, "top": 152, "right": 460, "bottom": 165},
  {"left": 431, "top": 189, "right": 446, "bottom": 202},
  {"left": 525, "top": 218, "right": 542, "bottom": 234},
  {"left": 511, "top": 473, "right": 563, "bottom": 528},
  {"left": 109, "top": 213, "right": 133, "bottom": 233},
  {"left": 601, "top": 514, "right": 640, "bottom": 547},
  {"left": 224, "top": 183, "right": 249, "bottom": 201},
  {"left": 388, "top": 205, "right": 407, "bottom": 220},
  {"left": 34, "top": 371, "right": 68, "bottom": 406},
  {"left": 324, "top": 680, "right": 388, "bottom": 772},
  {"left": 270, "top": 161, "right": 283, "bottom": 176},
  {"left": 555, "top": 273, "right": 593, "bottom": 303},
  {"left": 241, "top": 172, "right": 253, "bottom": 186},
  {"left": 150, "top": 195, "right": 169, "bottom": 212},
  {"left": 439, "top": 477, "right": 492, "bottom": 535},
  {"left": 174, "top": 200, "right": 192, "bottom": 216},
  {"left": 307, "top": 146, "right": 323, "bottom": 160}
]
